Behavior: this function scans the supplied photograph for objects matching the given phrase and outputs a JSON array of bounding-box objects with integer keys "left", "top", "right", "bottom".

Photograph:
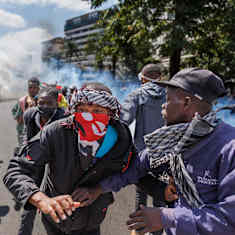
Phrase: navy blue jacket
[{"left": 100, "top": 122, "right": 235, "bottom": 235}]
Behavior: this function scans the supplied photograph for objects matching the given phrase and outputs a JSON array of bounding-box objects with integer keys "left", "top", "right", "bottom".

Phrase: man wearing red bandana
[
  {"left": 3, "top": 82, "right": 136, "bottom": 235},
  {"left": 74, "top": 111, "right": 110, "bottom": 157}
]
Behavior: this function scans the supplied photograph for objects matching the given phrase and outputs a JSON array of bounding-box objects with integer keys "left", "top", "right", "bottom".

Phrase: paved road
[{"left": 0, "top": 100, "right": 136, "bottom": 235}]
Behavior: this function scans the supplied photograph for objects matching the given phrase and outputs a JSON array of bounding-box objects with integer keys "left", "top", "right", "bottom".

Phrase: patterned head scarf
[{"left": 72, "top": 88, "right": 121, "bottom": 119}]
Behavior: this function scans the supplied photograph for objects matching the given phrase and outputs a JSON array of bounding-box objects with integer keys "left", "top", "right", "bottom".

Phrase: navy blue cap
[{"left": 156, "top": 68, "right": 226, "bottom": 104}]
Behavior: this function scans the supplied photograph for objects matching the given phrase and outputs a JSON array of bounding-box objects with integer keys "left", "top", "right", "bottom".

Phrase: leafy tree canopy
[{"left": 85, "top": 0, "right": 235, "bottom": 82}]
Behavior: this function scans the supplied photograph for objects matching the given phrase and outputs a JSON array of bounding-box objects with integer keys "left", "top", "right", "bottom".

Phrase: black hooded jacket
[
  {"left": 3, "top": 116, "right": 136, "bottom": 233},
  {"left": 23, "top": 107, "right": 67, "bottom": 142}
]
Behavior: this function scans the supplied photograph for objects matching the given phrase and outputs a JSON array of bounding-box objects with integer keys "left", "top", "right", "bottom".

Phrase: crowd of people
[{"left": 3, "top": 65, "right": 235, "bottom": 235}]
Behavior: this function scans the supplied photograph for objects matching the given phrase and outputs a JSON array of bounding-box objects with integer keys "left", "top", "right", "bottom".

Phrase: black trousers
[
  {"left": 42, "top": 215, "right": 100, "bottom": 235},
  {"left": 18, "top": 209, "right": 37, "bottom": 235}
]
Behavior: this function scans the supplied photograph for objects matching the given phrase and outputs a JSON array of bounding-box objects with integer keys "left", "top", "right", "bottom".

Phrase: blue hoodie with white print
[{"left": 100, "top": 121, "right": 235, "bottom": 235}]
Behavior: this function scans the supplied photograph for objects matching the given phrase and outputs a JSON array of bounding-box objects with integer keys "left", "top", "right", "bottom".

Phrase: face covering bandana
[
  {"left": 74, "top": 112, "right": 110, "bottom": 157},
  {"left": 37, "top": 106, "right": 56, "bottom": 119}
]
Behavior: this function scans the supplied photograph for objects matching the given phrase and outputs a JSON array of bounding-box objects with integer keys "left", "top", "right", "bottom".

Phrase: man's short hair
[
  {"left": 38, "top": 87, "right": 58, "bottom": 100},
  {"left": 140, "top": 63, "right": 163, "bottom": 81},
  {"left": 28, "top": 77, "right": 40, "bottom": 86}
]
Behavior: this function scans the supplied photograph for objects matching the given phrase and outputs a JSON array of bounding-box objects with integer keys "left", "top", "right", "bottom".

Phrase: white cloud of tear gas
[
  {"left": 0, "top": 9, "right": 26, "bottom": 28},
  {"left": 0, "top": 0, "right": 90, "bottom": 11},
  {"left": 0, "top": 27, "right": 50, "bottom": 99}
]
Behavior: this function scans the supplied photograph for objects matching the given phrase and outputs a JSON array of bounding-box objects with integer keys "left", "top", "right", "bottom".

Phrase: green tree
[
  {"left": 184, "top": 0, "right": 235, "bottom": 82},
  {"left": 64, "top": 40, "right": 81, "bottom": 64},
  {"left": 86, "top": 0, "right": 235, "bottom": 80},
  {"left": 85, "top": 3, "right": 159, "bottom": 77}
]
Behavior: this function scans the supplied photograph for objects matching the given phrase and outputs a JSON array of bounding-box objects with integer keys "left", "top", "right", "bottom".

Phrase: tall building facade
[
  {"left": 64, "top": 11, "right": 104, "bottom": 68},
  {"left": 42, "top": 37, "right": 65, "bottom": 63}
]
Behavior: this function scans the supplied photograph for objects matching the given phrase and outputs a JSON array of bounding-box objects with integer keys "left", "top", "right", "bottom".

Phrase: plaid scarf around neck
[{"left": 144, "top": 111, "right": 218, "bottom": 208}]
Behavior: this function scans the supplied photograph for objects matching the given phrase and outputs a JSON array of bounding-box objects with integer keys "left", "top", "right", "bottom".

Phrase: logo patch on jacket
[{"left": 197, "top": 170, "right": 218, "bottom": 185}]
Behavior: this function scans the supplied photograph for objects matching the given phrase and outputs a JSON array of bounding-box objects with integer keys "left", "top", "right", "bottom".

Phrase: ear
[
  {"left": 142, "top": 78, "right": 147, "bottom": 84},
  {"left": 183, "top": 96, "right": 198, "bottom": 121},
  {"left": 184, "top": 96, "right": 193, "bottom": 108},
  {"left": 182, "top": 96, "right": 194, "bottom": 116}
]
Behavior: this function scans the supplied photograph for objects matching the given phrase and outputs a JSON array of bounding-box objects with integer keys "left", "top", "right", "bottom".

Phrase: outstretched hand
[
  {"left": 72, "top": 184, "right": 103, "bottom": 207},
  {"left": 29, "top": 192, "right": 80, "bottom": 224},
  {"left": 126, "top": 205, "right": 163, "bottom": 234}
]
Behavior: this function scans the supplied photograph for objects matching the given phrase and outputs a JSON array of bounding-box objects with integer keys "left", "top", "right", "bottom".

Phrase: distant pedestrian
[
  {"left": 11, "top": 77, "right": 40, "bottom": 148},
  {"left": 61, "top": 86, "right": 69, "bottom": 103},
  {"left": 48, "top": 84, "right": 69, "bottom": 112},
  {"left": 69, "top": 85, "right": 78, "bottom": 109},
  {"left": 57, "top": 92, "right": 69, "bottom": 111},
  {"left": 11, "top": 77, "right": 40, "bottom": 211},
  {"left": 120, "top": 63, "right": 166, "bottom": 235}
]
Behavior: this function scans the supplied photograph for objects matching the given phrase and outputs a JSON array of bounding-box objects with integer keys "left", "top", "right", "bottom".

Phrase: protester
[
  {"left": 73, "top": 68, "right": 235, "bottom": 235},
  {"left": 61, "top": 86, "right": 69, "bottom": 104},
  {"left": 48, "top": 84, "right": 69, "bottom": 111},
  {"left": 120, "top": 63, "right": 166, "bottom": 235},
  {"left": 68, "top": 86, "right": 75, "bottom": 104},
  {"left": 11, "top": 77, "right": 40, "bottom": 211},
  {"left": 17, "top": 86, "right": 67, "bottom": 235},
  {"left": 23, "top": 86, "right": 67, "bottom": 143},
  {"left": 11, "top": 77, "right": 40, "bottom": 148},
  {"left": 213, "top": 79, "right": 235, "bottom": 126},
  {"left": 69, "top": 85, "right": 78, "bottom": 109},
  {"left": 57, "top": 92, "right": 69, "bottom": 111},
  {"left": 3, "top": 82, "right": 137, "bottom": 235}
]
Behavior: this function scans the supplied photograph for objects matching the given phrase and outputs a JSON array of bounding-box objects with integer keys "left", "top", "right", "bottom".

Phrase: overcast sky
[
  {"left": 0, "top": 0, "right": 117, "bottom": 38},
  {"left": 0, "top": 0, "right": 119, "bottom": 98}
]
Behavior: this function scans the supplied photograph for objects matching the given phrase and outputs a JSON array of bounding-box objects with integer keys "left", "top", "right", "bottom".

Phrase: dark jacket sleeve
[
  {"left": 3, "top": 126, "right": 52, "bottom": 208},
  {"left": 22, "top": 108, "right": 32, "bottom": 143},
  {"left": 53, "top": 107, "right": 67, "bottom": 121},
  {"left": 100, "top": 149, "right": 166, "bottom": 196},
  {"left": 120, "top": 90, "right": 139, "bottom": 125}
]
